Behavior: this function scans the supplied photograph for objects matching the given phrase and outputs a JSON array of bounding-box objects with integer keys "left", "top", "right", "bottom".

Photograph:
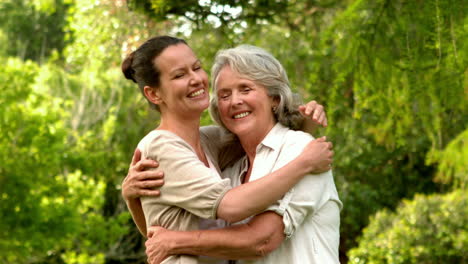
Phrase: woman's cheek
[{"left": 217, "top": 101, "right": 227, "bottom": 115}]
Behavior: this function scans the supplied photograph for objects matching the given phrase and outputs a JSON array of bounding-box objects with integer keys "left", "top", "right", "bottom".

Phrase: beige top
[
  {"left": 223, "top": 123, "right": 342, "bottom": 264},
  {"left": 137, "top": 129, "right": 231, "bottom": 264}
]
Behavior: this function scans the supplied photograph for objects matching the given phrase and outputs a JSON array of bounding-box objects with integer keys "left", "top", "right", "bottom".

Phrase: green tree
[
  {"left": 320, "top": 0, "right": 467, "bottom": 256},
  {"left": 0, "top": 0, "right": 71, "bottom": 63},
  {"left": 348, "top": 190, "right": 468, "bottom": 264},
  {"left": 0, "top": 58, "right": 121, "bottom": 263},
  {"left": 0, "top": 0, "right": 166, "bottom": 262}
]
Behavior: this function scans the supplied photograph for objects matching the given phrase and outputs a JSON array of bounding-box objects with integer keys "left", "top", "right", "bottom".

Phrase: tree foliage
[
  {"left": 0, "top": 58, "right": 126, "bottom": 263},
  {"left": 314, "top": 0, "right": 468, "bottom": 255},
  {"left": 0, "top": 1, "right": 165, "bottom": 262},
  {"left": 0, "top": 0, "right": 466, "bottom": 263},
  {"left": 0, "top": 0, "right": 71, "bottom": 63},
  {"left": 348, "top": 190, "right": 468, "bottom": 264}
]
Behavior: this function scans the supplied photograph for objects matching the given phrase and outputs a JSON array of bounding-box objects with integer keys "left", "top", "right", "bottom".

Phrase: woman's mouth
[
  {"left": 233, "top": 112, "right": 251, "bottom": 119},
  {"left": 188, "top": 89, "right": 205, "bottom": 98}
]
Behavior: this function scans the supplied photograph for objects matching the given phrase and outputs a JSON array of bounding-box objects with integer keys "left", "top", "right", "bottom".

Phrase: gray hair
[{"left": 209, "top": 44, "right": 304, "bottom": 131}]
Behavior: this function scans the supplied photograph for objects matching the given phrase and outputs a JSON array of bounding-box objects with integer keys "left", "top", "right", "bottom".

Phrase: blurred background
[{"left": 0, "top": 0, "right": 466, "bottom": 263}]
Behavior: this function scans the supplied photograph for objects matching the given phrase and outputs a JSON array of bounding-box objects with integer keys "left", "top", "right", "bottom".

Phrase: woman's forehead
[{"left": 155, "top": 44, "right": 198, "bottom": 71}]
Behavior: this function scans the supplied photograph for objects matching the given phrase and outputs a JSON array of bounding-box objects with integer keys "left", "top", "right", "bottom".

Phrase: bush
[{"left": 348, "top": 190, "right": 468, "bottom": 264}]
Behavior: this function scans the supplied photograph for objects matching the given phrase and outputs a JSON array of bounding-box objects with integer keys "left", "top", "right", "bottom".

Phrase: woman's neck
[
  {"left": 238, "top": 123, "right": 276, "bottom": 161},
  {"left": 240, "top": 137, "right": 260, "bottom": 161},
  {"left": 157, "top": 113, "right": 208, "bottom": 165},
  {"left": 239, "top": 137, "right": 262, "bottom": 184}
]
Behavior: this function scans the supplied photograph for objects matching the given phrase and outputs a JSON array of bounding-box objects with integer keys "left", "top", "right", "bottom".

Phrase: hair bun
[{"left": 122, "top": 52, "right": 137, "bottom": 83}]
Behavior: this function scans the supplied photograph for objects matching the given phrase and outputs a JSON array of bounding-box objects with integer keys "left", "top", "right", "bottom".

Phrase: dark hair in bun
[
  {"left": 121, "top": 52, "right": 137, "bottom": 83},
  {"left": 121, "top": 36, "right": 187, "bottom": 111}
]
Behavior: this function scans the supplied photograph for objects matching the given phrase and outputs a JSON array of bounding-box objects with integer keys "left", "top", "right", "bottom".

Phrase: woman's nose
[
  {"left": 189, "top": 71, "right": 203, "bottom": 85},
  {"left": 231, "top": 92, "right": 243, "bottom": 105}
]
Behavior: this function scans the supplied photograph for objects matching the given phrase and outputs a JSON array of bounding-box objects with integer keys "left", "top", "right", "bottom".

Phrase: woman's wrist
[
  {"left": 125, "top": 196, "right": 139, "bottom": 204},
  {"left": 292, "top": 155, "right": 315, "bottom": 176},
  {"left": 163, "top": 230, "right": 200, "bottom": 256}
]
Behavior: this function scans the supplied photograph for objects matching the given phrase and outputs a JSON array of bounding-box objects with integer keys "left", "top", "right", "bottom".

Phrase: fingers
[
  {"left": 134, "top": 159, "right": 159, "bottom": 172},
  {"left": 131, "top": 148, "right": 142, "bottom": 166},
  {"left": 316, "top": 111, "right": 327, "bottom": 126},
  {"left": 298, "top": 105, "right": 306, "bottom": 114},
  {"left": 141, "top": 189, "right": 161, "bottom": 197},
  {"left": 145, "top": 238, "right": 156, "bottom": 264},
  {"left": 312, "top": 105, "right": 322, "bottom": 120},
  {"left": 300, "top": 101, "right": 328, "bottom": 127},
  {"left": 315, "top": 136, "right": 326, "bottom": 142},
  {"left": 134, "top": 170, "right": 163, "bottom": 181},
  {"left": 137, "top": 178, "right": 164, "bottom": 189},
  {"left": 147, "top": 227, "right": 157, "bottom": 238},
  {"left": 299, "top": 101, "right": 318, "bottom": 116},
  {"left": 305, "top": 100, "right": 317, "bottom": 116}
]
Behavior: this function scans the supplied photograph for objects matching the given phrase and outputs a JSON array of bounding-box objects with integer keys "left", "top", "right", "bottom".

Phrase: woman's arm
[
  {"left": 216, "top": 136, "right": 333, "bottom": 223},
  {"left": 122, "top": 149, "right": 164, "bottom": 236},
  {"left": 209, "top": 100, "right": 330, "bottom": 222},
  {"left": 145, "top": 212, "right": 285, "bottom": 264},
  {"left": 123, "top": 136, "right": 333, "bottom": 226}
]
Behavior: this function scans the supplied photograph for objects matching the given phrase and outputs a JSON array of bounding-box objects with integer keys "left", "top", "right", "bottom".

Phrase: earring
[{"left": 272, "top": 106, "right": 277, "bottom": 112}]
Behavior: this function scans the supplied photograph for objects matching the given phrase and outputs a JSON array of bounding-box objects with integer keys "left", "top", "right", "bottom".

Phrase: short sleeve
[
  {"left": 143, "top": 131, "right": 231, "bottom": 219},
  {"left": 264, "top": 131, "right": 341, "bottom": 238},
  {"left": 267, "top": 171, "right": 335, "bottom": 238}
]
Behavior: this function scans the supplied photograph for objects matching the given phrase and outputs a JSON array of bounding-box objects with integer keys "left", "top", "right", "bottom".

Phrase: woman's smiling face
[
  {"left": 153, "top": 43, "right": 210, "bottom": 116},
  {"left": 215, "top": 65, "right": 277, "bottom": 140}
]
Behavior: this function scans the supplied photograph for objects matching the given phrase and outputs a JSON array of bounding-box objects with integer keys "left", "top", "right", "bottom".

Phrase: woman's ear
[
  {"left": 144, "top": 86, "right": 163, "bottom": 105},
  {"left": 272, "top": 95, "right": 280, "bottom": 109}
]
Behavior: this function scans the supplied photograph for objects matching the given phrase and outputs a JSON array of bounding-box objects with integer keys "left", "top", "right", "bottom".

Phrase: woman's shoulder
[
  {"left": 283, "top": 128, "right": 315, "bottom": 145},
  {"left": 138, "top": 129, "right": 183, "bottom": 145},
  {"left": 137, "top": 130, "right": 193, "bottom": 157}
]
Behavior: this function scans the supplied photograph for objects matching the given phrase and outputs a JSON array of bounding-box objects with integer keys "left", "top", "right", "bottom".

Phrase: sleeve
[
  {"left": 265, "top": 132, "right": 334, "bottom": 238},
  {"left": 145, "top": 132, "right": 231, "bottom": 219},
  {"left": 267, "top": 171, "right": 333, "bottom": 238}
]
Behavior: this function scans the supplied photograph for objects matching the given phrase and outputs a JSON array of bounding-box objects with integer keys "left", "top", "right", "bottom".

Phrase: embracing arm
[
  {"left": 146, "top": 212, "right": 285, "bottom": 263},
  {"left": 217, "top": 136, "right": 332, "bottom": 223},
  {"left": 125, "top": 199, "right": 146, "bottom": 236},
  {"left": 122, "top": 149, "right": 164, "bottom": 236},
  {"left": 122, "top": 134, "right": 333, "bottom": 227},
  {"left": 204, "top": 100, "right": 329, "bottom": 222},
  {"left": 123, "top": 128, "right": 332, "bottom": 230},
  {"left": 299, "top": 100, "right": 328, "bottom": 134}
]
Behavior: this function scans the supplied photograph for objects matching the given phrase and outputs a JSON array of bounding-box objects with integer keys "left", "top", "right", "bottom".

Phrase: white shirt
[{"left": 223, "top": 123, "right": 342, "bottom": 264}]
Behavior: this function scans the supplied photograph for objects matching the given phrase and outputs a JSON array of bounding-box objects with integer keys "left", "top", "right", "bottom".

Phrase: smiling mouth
[
  {"left": 188, "top": 89, "right": 205, "bottom": 98},
  {"left": 233, "top": 112, "right": 251, "bottom": 119}
]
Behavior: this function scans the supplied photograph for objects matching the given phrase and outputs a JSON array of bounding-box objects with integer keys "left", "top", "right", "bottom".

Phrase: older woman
[
  {"left": 142, "top": 45, "right": 342, "bottom": 264},
  {"left": 121, "top": 36, "right": 334, "bottom": 264}
]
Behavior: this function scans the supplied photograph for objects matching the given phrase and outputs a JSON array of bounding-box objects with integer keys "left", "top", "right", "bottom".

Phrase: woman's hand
[
  {"left": 299, "top": 101, "right": 327, "bottom": 135},
  {"left": 122, "top": 149, "right": 164, "bottom": 201},
  {"left": 146, "top": 226, "right": 172, "bottom": 264},
  {"left": 298, "top": 136, "right": 334, "bottom": 174}
]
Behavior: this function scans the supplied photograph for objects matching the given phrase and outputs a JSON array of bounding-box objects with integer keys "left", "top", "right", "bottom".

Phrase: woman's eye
[{"left": 174, "top": 73, "right": 184, "bottom": 78}]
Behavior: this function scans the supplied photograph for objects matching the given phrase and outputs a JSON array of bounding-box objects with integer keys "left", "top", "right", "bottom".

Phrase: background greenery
[{"left": 0, "top": 0, "right": 466, "bottom": 263}]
